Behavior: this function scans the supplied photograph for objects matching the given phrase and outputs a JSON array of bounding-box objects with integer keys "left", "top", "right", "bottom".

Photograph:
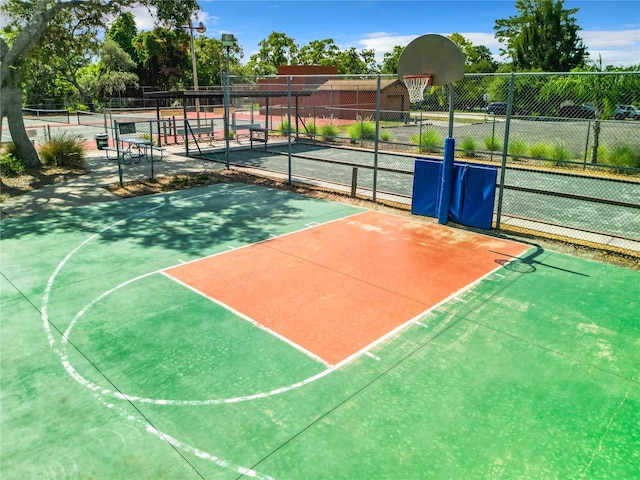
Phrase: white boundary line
[{"left": 39, "top": 186, "right": 533, "bottom": 476}]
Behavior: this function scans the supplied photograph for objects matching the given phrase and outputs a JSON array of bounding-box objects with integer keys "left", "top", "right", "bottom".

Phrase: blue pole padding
[{"left": 437, "top": 137, "right": 455, "bottom": 225}]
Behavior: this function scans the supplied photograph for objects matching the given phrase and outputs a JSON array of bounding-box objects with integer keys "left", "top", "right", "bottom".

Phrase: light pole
[
  {"left": 222, "top": 33, "right": 235, "bottom": 167},
  {"left": 185, "top": 20, "right": 206, "bottom": 123}
]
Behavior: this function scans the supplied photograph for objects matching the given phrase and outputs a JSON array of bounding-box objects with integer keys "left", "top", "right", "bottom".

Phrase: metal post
[
  {"left": 224, "top": 46, "right": 231, "bottom": 169},
  {"left": 448, "top": 83, "right": 455, "bottom": 138},
  {"left": 351, "top": 167, "right": 358, "bottom": 197},
  {"left": 495, "top": 73, "right": 515, "bottom": 230},
  {"left": 373, "top": 75, "right": 381, "bottom": 202},
  {"left": 287, "top": 76, "right": 292, "bottom": 184},
  {"left": 186, "top": 20, "right": 206, "bottom": 126}
]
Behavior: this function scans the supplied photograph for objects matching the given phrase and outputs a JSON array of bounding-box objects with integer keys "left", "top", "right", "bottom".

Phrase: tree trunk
[
  {"left": 590, "top": 119, "right": 601, "bottom": 164},
  {"left": 1, "top": 83, "right": 40, "bottom": 167}
]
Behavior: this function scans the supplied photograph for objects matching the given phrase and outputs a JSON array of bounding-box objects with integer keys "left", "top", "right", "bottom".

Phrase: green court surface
[{"left": 1, "top": 183, "right": 638, "bottom": 479}]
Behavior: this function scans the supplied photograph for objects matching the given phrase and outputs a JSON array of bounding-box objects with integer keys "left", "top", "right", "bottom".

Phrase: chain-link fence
[{"left": 106, "top": 71, "right": 639, "bottom": 254}]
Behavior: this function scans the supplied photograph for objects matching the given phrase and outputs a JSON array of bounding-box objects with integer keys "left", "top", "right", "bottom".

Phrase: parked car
[
  {"left": 486, "top": 102, "right": 527, "bottom": 116},
  {"left": 615, "top": 104, "right": 640, "bottom": 120},
  {"left": 558, "top": 104, "right": 596, "bottom": 119}
]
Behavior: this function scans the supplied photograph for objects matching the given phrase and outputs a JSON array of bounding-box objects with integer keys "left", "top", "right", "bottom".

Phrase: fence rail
[{"left": 104, "top": 71, "right": 640, "bottom": 254}]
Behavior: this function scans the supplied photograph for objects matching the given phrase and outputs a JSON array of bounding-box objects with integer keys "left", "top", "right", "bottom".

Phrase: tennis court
[{"left": 1, "top": 183, "right": 638, "bottom": 479}]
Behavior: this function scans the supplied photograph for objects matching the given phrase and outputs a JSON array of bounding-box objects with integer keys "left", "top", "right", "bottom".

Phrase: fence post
[
  {"left": 583, "top": 120, "right": 592, "bottom": 168},
  {"left": 287, "top": 75, "right": 292, "bottom": 184},
  {"left": 495, "top": 73, "right": 515, "bottom": 230},
  {"left": 373, "top": 75, "right": 381, "bottom": 202}
]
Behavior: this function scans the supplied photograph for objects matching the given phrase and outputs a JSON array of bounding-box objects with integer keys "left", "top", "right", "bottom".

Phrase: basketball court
[{"left": 1, "top": 182, "right": 638, "bottom": 479}]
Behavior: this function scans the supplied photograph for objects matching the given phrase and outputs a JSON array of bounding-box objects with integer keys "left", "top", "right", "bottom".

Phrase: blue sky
[{"left": 129, "top": 0, "right": 640, "bottom": 67}]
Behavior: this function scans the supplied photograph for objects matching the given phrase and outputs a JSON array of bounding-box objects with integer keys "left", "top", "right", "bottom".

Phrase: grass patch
[
  {"left": 508, "top": 139, "right": 528, "bottom": 159},
  {"left": 348, "top": 122, "right": 376, "bottom": 141},
  {"left": 320, "top": 124, "right": 339, "bottom": 142},
  {"left": 603, "top": 144, "right": 640, "bottom": 170},
  {"left": 459, "top": 137, "right": 478, "bottom": 157},
  {"left": 39, "top": 133, "right": 86, "bottom": 168},
  {"left": 484, "top": 135, "right": 502, "bottom": 152},
  {"left": 529, "top": 143, "right": 552, "bottom": 159},
  {"left": 412, "top": 129, "right": 443, "bottom": 153}
]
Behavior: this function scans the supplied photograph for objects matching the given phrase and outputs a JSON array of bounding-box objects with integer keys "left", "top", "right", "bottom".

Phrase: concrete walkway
[{"left": 1, "top": 149, "right": 121, "bottom": 219}]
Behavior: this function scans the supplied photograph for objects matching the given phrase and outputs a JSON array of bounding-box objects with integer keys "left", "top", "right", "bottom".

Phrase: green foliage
[
  {"left": 529, "top": 143, "right": 552, "bottom": 159},
  {"left": 550, "top": 143, "right": 573, "bottom": 162},
  {"left": 298, "top": 39, "right": 340, "bottom": 67},
  {"left": 494, "top": 0, "right": 587, "bottom": 71},
  {"left": 603, "top": 145, "right": 640, "bottom": 169},
  {"left": 412, "top": 129, "right": 443, "bottom": 153},
  {"left": 449, "top": 33, "right": 498, "bottom": 73},
  {"left": 304, "top": 121, "right": 317, "bottom": 134},
  {"left": 380, "top": 45, "right": 404, "bottom": 74},
  {"left": 379, "top": 131, "right": 391, "bottom": 142},
  {"left": 484, "top": 135, "right": 502, "bottom": 152},
  {"left": 38, "top": 133, "right": 86, "bottom": 168},
  {"left": 0, "top": 145, "right": 26, "bottom": 176},
  {"left": 247, "top": 32, "right": 298, "bottom": 76},
  {"left": 508, "top": 139, "right": 528, "bottom": 158},
  {"left": 277, "top": 119, "right": 292, "bottom": 134},
  {"left": 107, "top": 12, "right": 138, "bottom": 61},
  {"left": 460, "top": 137, "right": 478, "bottom": 156},
  {"left": 348, "top": 122, "right": 376, "bottom": 141},
  {"left": 320, "top": 124, "right": 338, "bottom": 141},
  {"left": 133, "top": 28, "right": 191, "bottom": 89}
]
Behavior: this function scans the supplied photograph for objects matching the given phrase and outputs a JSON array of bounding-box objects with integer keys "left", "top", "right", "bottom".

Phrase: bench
[{"left": 230, "top": 124, "right": 268, "bottom": 149}]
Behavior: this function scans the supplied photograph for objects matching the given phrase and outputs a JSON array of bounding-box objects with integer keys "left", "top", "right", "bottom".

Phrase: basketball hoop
[{"left": 403, "top": 75, "right": 433, "bottom": 103}]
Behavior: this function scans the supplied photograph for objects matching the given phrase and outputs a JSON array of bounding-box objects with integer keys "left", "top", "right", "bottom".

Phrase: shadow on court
[{"left": 1, "top": 183, "right": 638, "bottom": 479}]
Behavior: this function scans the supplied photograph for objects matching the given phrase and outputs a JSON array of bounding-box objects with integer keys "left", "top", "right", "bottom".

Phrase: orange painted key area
[{"left": 165, "top": 211, "right": 530, "bottom": 365}]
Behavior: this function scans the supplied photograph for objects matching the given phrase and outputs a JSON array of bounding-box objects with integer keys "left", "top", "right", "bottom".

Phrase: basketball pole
[{"left": 437, "top": 84, "right": 455, "bottom": 225}]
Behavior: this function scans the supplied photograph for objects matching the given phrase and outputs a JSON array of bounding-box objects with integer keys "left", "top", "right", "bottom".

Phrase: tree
[
  {"left": 107, "top": 12, "right": 138, "bottom": 63},
  {"left": 449, "top": 33, "right": 497, "bottom": 73},
  {"left": 133, "top": 28, "right": 191, "bottom": 90},
  {"left": 334, "top": 47, "right": 378, "bottom": 75},
  {"left": 195, "top": 36, "right": 244, "bottom": 87},
  {"left": 0, "top": 0, "right": 198, "bottom": 167},
  {"left": 247, "top": 32, "right": 299, "bottom": 75},
  {"left": 27, "top": 8, "right": 103, "bottom": 111},
  {"left": 98, "top": 38, "right": 140, "bottom": 101},
  {"left": 495, "top": 0, "right": 587, "bottom": 72},
  {"left": 380, "top": 46, "right": 404, "bottom": 74},
  {"left": 298, "top": 39, "right": 341, "bottom": 66}
]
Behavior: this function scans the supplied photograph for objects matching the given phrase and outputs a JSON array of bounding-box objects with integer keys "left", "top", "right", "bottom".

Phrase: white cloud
[
  {"left": 357, "top": 29, "right": 640, "bottom": 67},
  {"left": 118, "top": 7, "right": 219, "bottom": 33},
  {"left": 123, "top": 5, "right": 157, "bottom": 31},
  {"left": 582, "top": 29, "right": 640, "bottom": 66}
]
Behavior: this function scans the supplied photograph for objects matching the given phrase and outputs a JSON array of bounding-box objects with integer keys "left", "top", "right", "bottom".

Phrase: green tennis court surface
[{"left": 1, "top": 183, "right": 638, "bottom": 479}]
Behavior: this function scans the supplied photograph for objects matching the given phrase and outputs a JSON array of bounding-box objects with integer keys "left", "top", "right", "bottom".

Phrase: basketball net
[{"left": 403, "top": 75, "right": 433, "bottom": 103}]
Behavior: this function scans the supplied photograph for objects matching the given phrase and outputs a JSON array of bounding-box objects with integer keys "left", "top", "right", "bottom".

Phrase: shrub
[
  {"left": 304, "top": 121, "right": 317, "bottom": 135},
  {"left": 320, "top": 124, "right": 338, "bottom": 141},
  {"left": 507, "top": 139, "right": 528, "bottom": 159},
  {"left": 529, "top": 143, "right": 552, "bottom": 159},
  {"left": 348, "top": 122, "right": 376, "bottom": 141},
  {"left": 39, "top": 133, "right": 86, "bottom": 168},
  {"left": 459, "top": 137, "right": 477, "bottom": 157},
  {"left": 277, "top": 119, "right": 292, "bottom": 135},
  {"left": 379, "top": 131, "right": 391, "bottom": 142},
  {"left": 484, "top": 135, "right": 502, "bottom": 152},
  {"left": 412, "top": 129, "right": 443, "bottom": 153},
  {"left": 550, "top": 143, "right": 573, "bottom": 163},
  {"left": 604, "top": 145, "right": 640, "bottom": 169},
  {"left": 0, "top": 146, "right": 26, "bottom": 177}
]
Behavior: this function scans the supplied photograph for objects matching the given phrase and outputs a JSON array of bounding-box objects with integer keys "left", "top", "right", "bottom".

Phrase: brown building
[{"left": 257, "top": 66, "right": 410, "bottom": 121}]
